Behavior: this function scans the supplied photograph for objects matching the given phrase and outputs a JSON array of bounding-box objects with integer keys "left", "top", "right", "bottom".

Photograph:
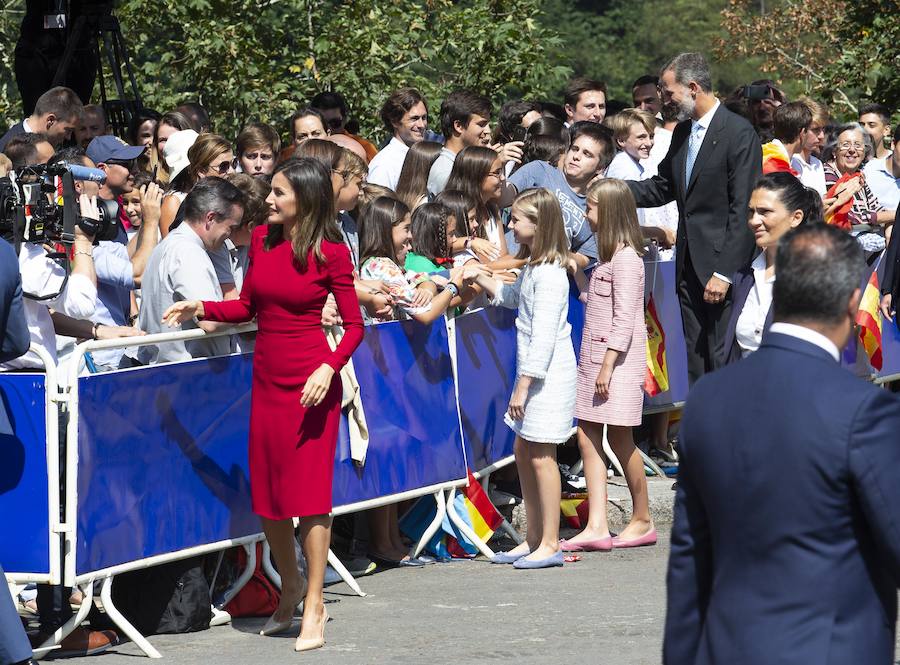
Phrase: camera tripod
[{"left": 50, "top": 1, "right": 143, "bottom": 137}]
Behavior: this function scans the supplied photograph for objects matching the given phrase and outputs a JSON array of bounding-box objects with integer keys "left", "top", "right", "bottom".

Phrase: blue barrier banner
[
  {"left": 333, "top": 317, "right": 466, "bottom": 507},
  {"left": 454, "top": 307, "right": 518, "bottom": 472},
  {"left": 0, "top": 373, "right": 50, "bottom": 576},
  {"left": 76, "top": 355, "right": 258, "bottom": 575}
]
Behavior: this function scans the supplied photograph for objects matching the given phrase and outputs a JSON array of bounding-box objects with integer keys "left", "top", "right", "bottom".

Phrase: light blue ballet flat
[
  {"left": 512, "top": 550, "right": 564, "bottom": 569},
  {"left": 490, "top": 548, "right": 530, "bottom": 564}
]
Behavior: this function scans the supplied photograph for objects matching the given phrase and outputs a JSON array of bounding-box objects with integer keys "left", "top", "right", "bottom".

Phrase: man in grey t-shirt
[
  {"left": 139, "top": 178, "right": 245, "bottom": 364},
  {"left": 507, "top": 122, "right": 614, "bottom": 265}
]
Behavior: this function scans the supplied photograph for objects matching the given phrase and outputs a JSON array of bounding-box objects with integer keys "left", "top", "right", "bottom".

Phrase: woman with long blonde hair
[
  {"left": 562, "top": 178, "right": 654, "bottom": 553},
  {"left": 463, "top": 187, "right": 576, "bottom": 569}
]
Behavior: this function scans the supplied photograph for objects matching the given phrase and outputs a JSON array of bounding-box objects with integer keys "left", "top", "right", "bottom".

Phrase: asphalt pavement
[{"left": 48, "top": 533, "right": 671, "bottom": 665}]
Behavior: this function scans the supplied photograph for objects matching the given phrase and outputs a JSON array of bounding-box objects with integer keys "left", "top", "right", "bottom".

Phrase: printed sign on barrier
[
  {"left": 0, "top": 373, "right": 53, "bottom": 580},
  {"left": 333, "top": 316, "right": 467, "bottom": 507},
  {"left": 454, "top": 306, "right": 518, "bottom": 472},
  {"left": 76, "top": 354, "right": 259, "bottom": 576}
]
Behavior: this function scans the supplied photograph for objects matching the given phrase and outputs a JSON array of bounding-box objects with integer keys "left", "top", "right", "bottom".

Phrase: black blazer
[
  {"left": 0, "top": 238, "right": 30, "bottom": 435},
  {"left": 880, "top": 206, "right": 900, "bottom": 304},
  {"left": 0, "top": 121, "right": 26, "bottom": 152},
  {"left": 667, "top": 332, "right": 900, "bottom": 665},
  {"left": 629, "top": 105, "right": 761, "bottom": 286},
  {"left": 722, "top": 263, "right": 773, "bottom": 364}
]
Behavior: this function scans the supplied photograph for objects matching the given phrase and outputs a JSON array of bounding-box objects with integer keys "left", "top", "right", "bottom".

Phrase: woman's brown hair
[
  {"left": 225, "top": 172, "right": 272, "bottom": 228},
  {"left": 586, "top": 178, "right": 646, "bottom": 263},
  {"left": 265, "top": 158, "right": 342, "bottom": 270},
  {"left": 169, "top": 133, "right": 232, "bottom": 193},
  {"left": 511, "top": 188, "right": 570, "bottom": 266},
  {"left": 444, "top": 145, "right": 501, "bottom": 237},
  {"left": 395, "top": 141, "right": 443, "bottom": 211}
]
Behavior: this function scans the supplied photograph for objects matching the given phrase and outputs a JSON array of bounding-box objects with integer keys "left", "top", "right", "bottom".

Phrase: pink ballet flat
[
  {"left": 611, "top": 528, "right": 657, "bottom": 549},
  {"left": 560, "top": 537, "right": 613, "bottom": 552}
]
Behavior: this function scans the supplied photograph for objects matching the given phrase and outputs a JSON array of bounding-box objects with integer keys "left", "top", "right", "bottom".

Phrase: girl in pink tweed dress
[{"left": 562, "top": 178, "right": 656, "bottom": 553}]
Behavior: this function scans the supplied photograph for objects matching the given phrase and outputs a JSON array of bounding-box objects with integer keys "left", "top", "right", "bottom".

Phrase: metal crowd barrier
[{"left": 6, "top": 257, "right": 891, "bottom": 657}]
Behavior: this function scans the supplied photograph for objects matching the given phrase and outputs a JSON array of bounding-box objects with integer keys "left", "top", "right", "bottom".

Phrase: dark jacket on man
[{"left": 666, "top": 331, "right": 900, "bottom": 665}]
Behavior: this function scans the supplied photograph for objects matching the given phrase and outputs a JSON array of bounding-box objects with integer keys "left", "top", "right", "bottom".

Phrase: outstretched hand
[{"left": 161, "top": 300, "right": 204, "bottom": 327}]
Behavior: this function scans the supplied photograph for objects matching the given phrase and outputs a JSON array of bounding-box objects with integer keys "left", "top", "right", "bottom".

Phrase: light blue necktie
[{"left": 685, "top": 122, "right": 702, "bottom": 189}]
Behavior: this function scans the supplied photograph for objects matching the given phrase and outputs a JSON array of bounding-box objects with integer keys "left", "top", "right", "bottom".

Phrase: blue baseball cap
[{"left": 86, "top": 135, "right": 145, "bottom": 165}]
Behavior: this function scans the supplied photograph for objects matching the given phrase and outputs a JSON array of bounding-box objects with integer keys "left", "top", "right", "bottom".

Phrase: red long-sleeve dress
[{"left": 202, "top": 225, "right": 363, "bottom": 519}]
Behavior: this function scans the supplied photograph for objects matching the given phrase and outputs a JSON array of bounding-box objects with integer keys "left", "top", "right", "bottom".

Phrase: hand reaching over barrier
[{"left": 161, "top": 299, "right": 205, "bottom": 327}]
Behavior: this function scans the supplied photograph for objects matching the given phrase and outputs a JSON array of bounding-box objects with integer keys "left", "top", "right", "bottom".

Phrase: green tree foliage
[
  {"left": 720, "top": 0, "right": 900, "bottom": 118},
  {"left": 115, "top": 0, "right": 571, "bottom": 141},
  {"left": 540, "top": 0, "right": 764, "bottom": 103}
]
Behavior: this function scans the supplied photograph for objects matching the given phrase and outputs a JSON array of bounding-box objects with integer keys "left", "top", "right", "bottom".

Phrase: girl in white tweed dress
[{"left": 464, "top": 188, "right": 575, "bottom": 569}]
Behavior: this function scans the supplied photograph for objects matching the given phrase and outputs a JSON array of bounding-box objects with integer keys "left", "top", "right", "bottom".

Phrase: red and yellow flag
[
  {"left": 761, "top": 141, "right": 799, "bottom": 176},
  {"left": 856, "top": 270, "right": 883, "bottom": 371},
  {"left": 824, "top": 172, "right": 859, "bottom": 231},
  {"left": 644, "top": 295, "right": 669, "bottom": 396}
]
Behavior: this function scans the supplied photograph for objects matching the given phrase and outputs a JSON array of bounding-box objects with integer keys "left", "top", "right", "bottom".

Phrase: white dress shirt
[
  {"left": 735, "top": 252, "right": 774, "bottom": 357},
  {"left": 367, "top": 137, "right": 409, "bottom": 190},
  {"left": 768, "top": 322, "right": 840, "bottom": 362},
  {"left": 790, "top": 153, "right": 827, "bottom": 197}
]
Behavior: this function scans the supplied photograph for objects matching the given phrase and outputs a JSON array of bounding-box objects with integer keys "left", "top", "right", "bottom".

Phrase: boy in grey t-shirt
[{"left": 506, "top": 122, "right": 615, "bottom": 263}]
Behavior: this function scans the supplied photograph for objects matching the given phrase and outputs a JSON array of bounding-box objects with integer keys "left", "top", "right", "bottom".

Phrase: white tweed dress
[{"left": 493, "top": 262, "right": 577, "bottom": 444}]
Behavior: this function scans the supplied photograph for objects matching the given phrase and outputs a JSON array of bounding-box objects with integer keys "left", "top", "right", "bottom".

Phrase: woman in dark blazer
[{"left": 723, "top": 173, "right": 823, "bottom": 364}]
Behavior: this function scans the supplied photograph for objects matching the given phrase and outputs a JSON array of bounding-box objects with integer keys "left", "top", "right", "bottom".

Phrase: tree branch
[{"left": 771, "top": 45, "right": 857, "bottom": 114}]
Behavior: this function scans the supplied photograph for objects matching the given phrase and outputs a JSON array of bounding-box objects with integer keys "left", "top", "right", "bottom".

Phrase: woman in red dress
[{"left": 162, "top": 158, "right": 363, "bottom": 652}]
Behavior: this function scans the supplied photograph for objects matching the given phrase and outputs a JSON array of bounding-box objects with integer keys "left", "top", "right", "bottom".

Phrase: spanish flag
[
  {"left": 856, "top": 270, "right": 883, "bottom": 370},
  {"left": 761, "top": 141, "right": 799, "bottom": 176},
  {"left": 560, "top": 496, "right": 590, "bottom": 529},
  {"left": 824, "top": 172, "right": 858, "bottom": 231},
  {"left": 644, "top": 295, "right": 669, "bottom": 396}
]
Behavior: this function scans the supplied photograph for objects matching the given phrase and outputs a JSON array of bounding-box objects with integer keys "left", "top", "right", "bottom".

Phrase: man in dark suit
[
  {"left": 666, "top": 224, "right": 900, "bottom": 665},
  {"left": 0, "top": 237, "right": 34, "bottom": 664},
  {"left": 0, "top": 86, "right": 82, "bottom": 152},
  {"left": 629, "top": 52, "right": 761, "bottom": 383}
]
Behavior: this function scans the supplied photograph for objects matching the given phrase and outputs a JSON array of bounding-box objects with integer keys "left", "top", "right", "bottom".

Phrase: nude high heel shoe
[
  {"left": 260, "top": 580, "right": 307, "bottom": 636},
  {"left": 294, "top": 608, "right": 328, "bottom": 652}
]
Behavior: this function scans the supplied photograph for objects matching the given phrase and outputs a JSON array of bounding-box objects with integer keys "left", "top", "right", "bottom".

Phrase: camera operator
[
  {"left": 1, "top": 196, "right": 98, "bottom": 371},
  {"left": 47, "top": 147, "right": 151, "bottom": 369},
  {"left": 4, "top": 133, "right": 54, "bottom": 171},
  {"left": 0, "top": 160, "right": 117, "bottom": 656}
]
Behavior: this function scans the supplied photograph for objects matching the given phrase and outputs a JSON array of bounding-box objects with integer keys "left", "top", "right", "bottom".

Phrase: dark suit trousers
[
  {"left": 0, "top": 565, "right": 32, "bottom": 663},
  {"left": 679, "top": 248, "right": 733, "bottom": 384}
]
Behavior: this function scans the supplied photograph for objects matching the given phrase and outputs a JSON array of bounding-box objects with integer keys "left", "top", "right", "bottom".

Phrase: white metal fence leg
[
  {"left": 215, "top": 543, "right": 256, "bottom": 608},
  {"left": 100, "top": 576, "right": 161, "bottom": 658},
  {"left": 409, "top": 490, "right": 447, "bottom": 558},
  {"left": 261, "top": 541, "right": 280, "bottom": 590},
  {"left": 35, "top": 581, "right": 94, "bottom": 657},
  {"left": 445, "top": 488, "right": 495, "bottom": 558},
  {"left": 639, "top": 448, "right": 667, "bottom": 478},
  {"left": 601, "top": 426, "right": 625, "bottom": 477},
  {"left": 326, "top": 549, "right": 366, "bottom": 597},
  {"left": 497, "top": 518, "right": 524, "bottom": 545}
]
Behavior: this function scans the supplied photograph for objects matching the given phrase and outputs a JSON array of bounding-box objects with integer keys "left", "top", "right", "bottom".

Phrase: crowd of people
[{"left": 1, "top": 48, "right": 899, "bottom": 661}]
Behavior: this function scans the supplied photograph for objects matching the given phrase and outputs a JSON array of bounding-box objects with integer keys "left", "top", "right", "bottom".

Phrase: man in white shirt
[
  {"left": 138, "top": 178, "right": 244, "bottom": 364},
  {"left": 367, "top": 88, "right": 428, "bottom": 190},
  {"left": 790, "top": 98, "right": 828, "bottom": 196},
  {"left": 862, "top": 125, "right": 900, "bottom": 211},
  {"left": 564, "top": 77, "right": 608, "bottom": 125}
]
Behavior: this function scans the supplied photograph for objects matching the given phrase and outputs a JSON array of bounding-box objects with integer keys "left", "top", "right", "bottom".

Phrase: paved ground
[{"left": 50, "top": 533, "right": 671, "bottom": 665}]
